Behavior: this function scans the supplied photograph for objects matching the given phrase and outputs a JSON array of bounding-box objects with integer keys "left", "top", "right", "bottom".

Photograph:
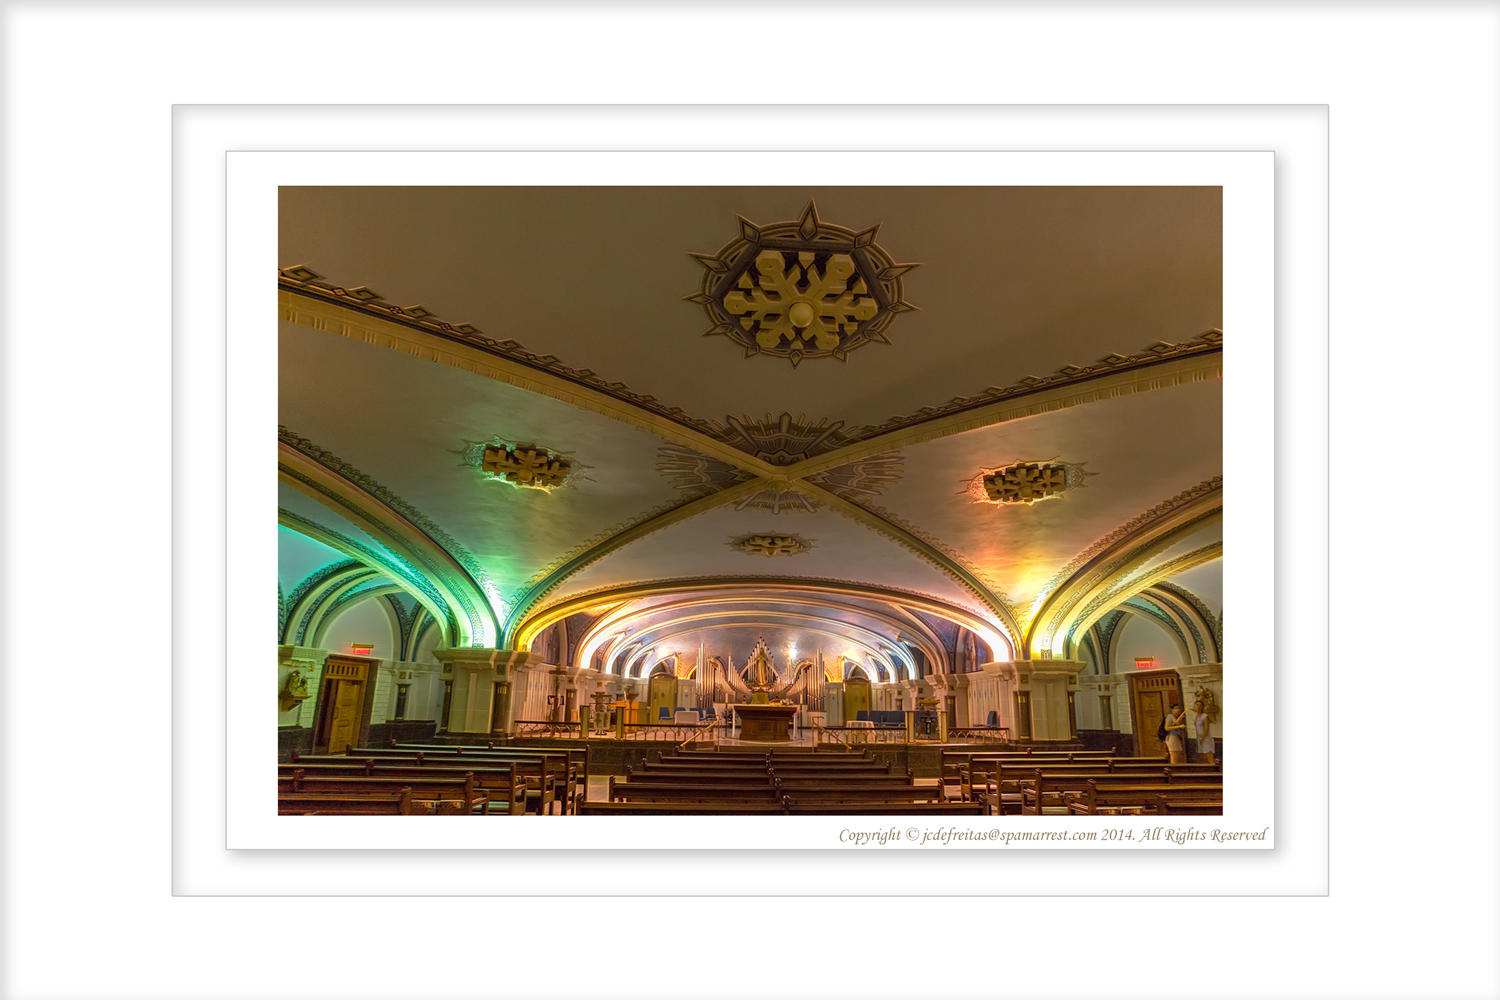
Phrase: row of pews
[
  {"left": 278, "top": 741, "right": 589, "bottom": 816},
  {"left": 581, "top": 747, "right": 983, "bottom": 816},
  {"left": 940, "top": 748, "right": 1224, "bottom": 815}
]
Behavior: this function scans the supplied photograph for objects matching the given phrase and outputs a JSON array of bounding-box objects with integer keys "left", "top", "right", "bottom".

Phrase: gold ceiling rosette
[{"left": 687, "top": 200, "right": 918, "bottom": 366}]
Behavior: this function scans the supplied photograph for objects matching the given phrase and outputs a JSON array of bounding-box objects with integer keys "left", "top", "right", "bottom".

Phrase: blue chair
[
  {"left": 986, "top": 710, "right": 1000, "bottom": 728},
  {"left": 855, "top": 710, "right": 870, "bottom": 722},
  {"left": 657, "top": 705, "right": 671, "bottom": 722}
]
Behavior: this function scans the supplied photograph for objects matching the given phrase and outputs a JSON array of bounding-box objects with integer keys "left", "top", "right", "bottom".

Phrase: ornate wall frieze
[
  {"left": 730, "top": 533, "right": 814, "bottom": 558},
  {"left": 1029, "top": 475, "right": 1224, "bottom": 623},
  {"left": 686, "top": 201, "right": 917, "bottom": 366},
  {"left": 281, "top": 559, "right": 363, "bottom": 644},
  {"left": 850, "top": 331, "right": 1222, "bottom": 441},
  {"left": 280, "top": 426, "right": 503, "bottom": 637},
  {"left": 283, "top": 265, "right": 1220, "bottom": 465},
  {"left": 1154, "top": 581, "right": 1222, "bottom": 661},
  {"left": 279, "top": 265, "right": 724, "bottom": 438}
]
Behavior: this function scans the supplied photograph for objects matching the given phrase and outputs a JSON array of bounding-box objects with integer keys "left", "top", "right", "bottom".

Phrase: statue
[{"left": 279, "top": 669, "right": 311, "bottom": 712}]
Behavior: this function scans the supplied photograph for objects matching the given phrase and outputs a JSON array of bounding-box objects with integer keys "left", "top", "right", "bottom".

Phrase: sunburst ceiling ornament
[
  {"left": 729, "top": 533, "right": 814, "bottom": 557},
  {"left": 687, "top": 201, "right": 918, "bottom": 366},
  {"left": 964, "top": 460, "right": 1092, "bottom": 506}
]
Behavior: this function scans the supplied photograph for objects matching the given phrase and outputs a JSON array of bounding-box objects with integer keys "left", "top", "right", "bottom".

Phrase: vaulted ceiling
[{"left": 277, "top": 185, "right": 1223, "bottom": 675}]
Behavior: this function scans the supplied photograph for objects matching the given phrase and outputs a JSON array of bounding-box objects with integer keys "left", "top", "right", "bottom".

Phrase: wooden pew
[
  {"left": 1149, "top": 792, "right": 1225, "bottom": 816},
  {"left": 372, "top": 743, "right": 590, "bottom": 813},
  {"left": 1067, "top": 781, "right": 1224, "bottom": 816},
  {"left": 1019, "top": 771, "right": 1223, "bottom": 815},
  {"left": 278, "top": 771, "right": 495, "bottom": 814},
  {"left": 608, "top": 779, "right": 780, "bottom": 805},
  {"left": 278, "top": 789, "right": 414, "bottom": 815},
  {"left": 782, "top": 798, "right": 985, "bottom": 816},
  {"left": 963, "top": 759, "right": 1221, "bottom": 812},
  {"left": 278, "top": 763, "right": 526, "bottom": 815},
  {"left": 579, "top": 800, "right": 786, "bottom": 815},
  {"left": 325, "top": 749, "right": 566, "bottom": 815}
]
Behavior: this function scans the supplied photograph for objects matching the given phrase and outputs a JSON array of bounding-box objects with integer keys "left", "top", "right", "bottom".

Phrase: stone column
[
  {"left": 951, "top": 674, "right": 972, "bottom": 728},
  {"left": 986, "top": 660, "right": 1087, "bottom": 741},
  {"left": 433, "top": 647, "right": 531, "bottom": 736},
  {"left": 277, "top": 645, "right": 327, "bottom": 728}
]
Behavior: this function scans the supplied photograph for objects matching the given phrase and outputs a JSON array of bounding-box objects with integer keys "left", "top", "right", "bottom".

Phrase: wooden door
[
  {"left": 647, "top": 673, "right": 676, "bottom": 722},
  {"left": 844, "top": 676, "right": 871, "bottom": 722},
  {"left": 326, "top": 679, "right": 364, "bottom": 753},
  {"left": 1129, "top": 670, "right": 1182, "bottom": 757}
]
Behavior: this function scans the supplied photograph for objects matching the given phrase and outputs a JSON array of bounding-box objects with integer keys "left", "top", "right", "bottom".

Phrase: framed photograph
[
  {"left": 243, "top": 152, "right": 1270, "bottom": 857},
  {"left": 4, "top": 4, "right": 1495, "bottom": 999}
]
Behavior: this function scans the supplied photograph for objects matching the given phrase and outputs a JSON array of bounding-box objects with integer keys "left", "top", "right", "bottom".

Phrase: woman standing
[
  {"left": 1193, "top": 699, "right": 1215, "bottom": 765},
  {"left": 1163, "top": 703, "right": 1188, "bottom": 764}
]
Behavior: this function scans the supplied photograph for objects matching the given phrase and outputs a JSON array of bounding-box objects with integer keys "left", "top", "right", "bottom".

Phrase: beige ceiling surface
[
  {"left": 280, "top": 321, "right": 687, "bottom": 602},
  {"left": 550, "top": 505, "right": 989, "bottom": 614},
  {"left": 278, "top": 184, "right": 1224, "bottom": 657},
  {"left": 279, "top": 185, "right": 1221, "bottom": 430},
  {"left": 871, "top": 377, "right": 1223, "bottom": 604}
]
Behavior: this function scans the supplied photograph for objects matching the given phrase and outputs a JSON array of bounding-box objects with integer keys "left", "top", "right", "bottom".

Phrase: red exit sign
[
  {"left": 350, "top": 643, "right": 375, "bottom": 656},
  {"left": 1134, "top": 657, "right": 1156, "bottom": 669}
]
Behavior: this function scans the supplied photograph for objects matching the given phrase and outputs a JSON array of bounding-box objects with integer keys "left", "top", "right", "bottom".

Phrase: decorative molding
[
  {"left": 281, "top": 559, "right": 364, "bottom": 644},
  {"left": 282, "top": 265, "right": 1220, "bottom": 466},
  {"left": 278, "top": 507, "right": 458, "bottom": 641},
  {"left": 279, "top": 265, "right": 726, "bottom": 439},
  {"left": 279, "top": 425, "right": 503, "bottom": 641},
  {"left": 1153, "top": 581, "right": 1222, "bottom": 662},
  {"left": 849, "top": 331, "right": 1222, "bottom": 442},
  {"left": 686, "top": 201, "right": 917, "bottom": 366},
  {"left": 730, "top": 533, "right": 814, "bottom": 558},
  {"left": 1029, "top": 475, "right": 1224, "bottom": 624},
  {"left": 515, "top": 575, "right": 1011, "bottom": 653}
]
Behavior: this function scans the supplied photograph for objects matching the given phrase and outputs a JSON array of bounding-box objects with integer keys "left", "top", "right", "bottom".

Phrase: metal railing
[
  {"left": 512, "top": 719, "right": 586, "bottom": 739},
  {"left": 675, "top": 720, "right": 721, "bottom": 751},
  {"left": 946, "top": 726, "right": 1011, "bottom": 744},
  {"left": 814, "top": 724, "right": 912, "bottom": 746}
]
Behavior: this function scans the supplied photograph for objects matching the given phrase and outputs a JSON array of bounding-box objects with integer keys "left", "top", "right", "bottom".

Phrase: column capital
[
  {"left": 1179, "top": 662, "right": 1223, "bottom": 686},
  {"left": 987, "top": 659, "right": 1087, "bottom": 682},
  {"left": 433, "top": 647, "right": 531, "bottom": 674},
  {"left": 277, "top": 644, "right": 326, "bottom": 664}
]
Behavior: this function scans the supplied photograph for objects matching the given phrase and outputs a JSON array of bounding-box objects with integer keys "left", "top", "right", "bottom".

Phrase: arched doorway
[
  {"left": 844, "top": 666, "right": 871, "bottom": 723},
  {"left": 647, "top": 661, "right": 677, "bottom": 723}
]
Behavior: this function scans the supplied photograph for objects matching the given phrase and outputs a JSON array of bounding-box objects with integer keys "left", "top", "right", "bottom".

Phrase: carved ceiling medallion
[
  {"left": 730, "top": 533, "right": 814, "bottom": 558},
  {"left": 462, "top": 438, "right": 576, "bottom": 490},
  {"left": 687, "top": 201, "right": 918, "bottom": 366},
  {"left": 965, "top": 461, "right": 1090, "bottom": 506}
]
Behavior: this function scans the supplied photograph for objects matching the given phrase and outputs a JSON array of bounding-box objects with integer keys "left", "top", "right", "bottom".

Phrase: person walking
[{"left": 1163, "top": 703, "right": 1188, "bottom": 764}]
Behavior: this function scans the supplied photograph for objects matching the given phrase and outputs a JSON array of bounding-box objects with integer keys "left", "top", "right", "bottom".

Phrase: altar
[{"left": 733, "top": 703, "right": 798, "bottom": 742}]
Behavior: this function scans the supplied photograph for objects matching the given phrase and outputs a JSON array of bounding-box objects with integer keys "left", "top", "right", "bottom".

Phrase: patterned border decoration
[
  {"left": 279, "top": 508, "right": 460, "bottom": 643},
  {"left": 1030, "top": 475, "right": 1224, "bottom": 621},
  {"left": 281, "top": 559, "right": 363, "bottom": 644},
  {"left": 279, "top": 266, "right": 724, "bottom": 439},
  {"left": 852, "top": 331, "right": 1223, "bottom": 440},
  {"left": 686, "top": 201, "right": 918, "bottom": 366},
  {"left": 277, "top": 583, "right": 286, "bottom": 641},
  {"left": 279, "top": 265, "right": 1221, "bottom": 462},
  {"left": 280, "top": 426, "right": 505, "bottom": 635},
  {"left": 1155, "top": 581, "right": 1223, "bottom": 660},
  {"left": 384, "top": 592, "right": 423, "bottom": 652}
]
